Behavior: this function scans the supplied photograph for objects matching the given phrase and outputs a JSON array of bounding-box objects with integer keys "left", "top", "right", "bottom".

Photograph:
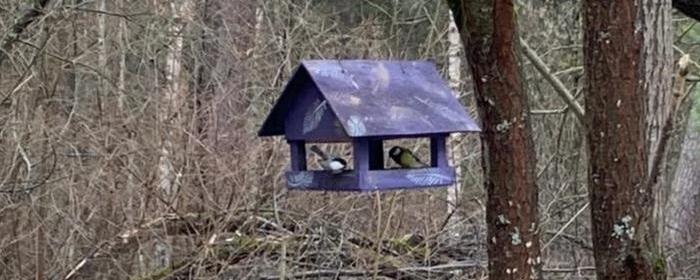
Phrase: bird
[
  {"left": 389, "top": 146, "right": 428, "bottom": 169},
  {"left": 309, "top": 145, "right": 347, "bottom": 174}
]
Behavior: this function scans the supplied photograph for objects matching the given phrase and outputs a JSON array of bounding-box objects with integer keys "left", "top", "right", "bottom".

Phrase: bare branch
[
  {"left": 520, "top": 37, "right": 585, "bottom": 121},
  {"left": 0, "top": 0, "right": 51, "bottom": 66}
]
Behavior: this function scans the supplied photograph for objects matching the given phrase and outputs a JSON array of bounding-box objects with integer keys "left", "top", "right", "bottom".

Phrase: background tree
[
  {"left": 448, "top": 0, "right": 541, "bottom": 279},
  {"left": 0, "top": 0, "right": 698, "bottom": 278},
  {"left": 583, "top": 0, "right": 679, "bottom": 278}
]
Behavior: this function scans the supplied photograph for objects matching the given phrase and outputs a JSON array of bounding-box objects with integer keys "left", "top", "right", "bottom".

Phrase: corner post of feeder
[
  {"left": 368, "top": 139, "right": 383, "bottom": 170},
  {"left": 288, "top": 140, "right": 307, "bottom": 171},
  {"left": 353, "top": 138, "right": 370, "bottom": 187},
  {"left": 430, "top": 134, "right": 449, "bottom": 168}
]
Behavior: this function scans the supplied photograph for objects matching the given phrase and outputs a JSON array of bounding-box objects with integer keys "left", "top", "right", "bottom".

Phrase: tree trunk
[
  {"left": 97, "top": 0, "right": 107, "bottom": 118},
  {"left": 117, "top": 0, "right": 127, "bottom": 112},
  {"left": 642, "top": 0, "right": 674, "bottom": 262},
  {"left": 583, "top": 0, "right": 671, "bottom": 278},
  {"left": 153, "top": 0, "right": 193, "bottom": 271},
  {"left": 446, "top": 10, "right": 464, "bottom": 236},
  {"left": 448, "top": 1, "right": 541, "bottom": 279},
  {"left": 669, "top": 130, "right": 700, "bottom": 244},
  {"left": 158, "top": 0, "right": 193, "bottom": 199}
]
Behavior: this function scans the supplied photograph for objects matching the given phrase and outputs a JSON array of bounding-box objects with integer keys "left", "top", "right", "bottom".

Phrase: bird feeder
[{"left": 258, "top": 60, "right": 480, "bottom": 191}]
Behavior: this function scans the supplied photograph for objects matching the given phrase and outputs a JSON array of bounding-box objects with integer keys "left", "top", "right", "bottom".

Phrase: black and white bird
[
  {"left": 309, "top": 145, "right": 347, "bottom": 174},
  {"left": 389, "top": 146, "right": 428, "bottom": 169}
]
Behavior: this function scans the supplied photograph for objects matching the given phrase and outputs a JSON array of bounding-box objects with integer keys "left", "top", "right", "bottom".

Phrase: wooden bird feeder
[{"left": 258, "top": 60, "right": 480, "bottom": 191}]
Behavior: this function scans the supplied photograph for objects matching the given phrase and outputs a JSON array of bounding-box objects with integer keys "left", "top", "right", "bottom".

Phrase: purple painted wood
[
  {"left": 353, "top": 138, "right": 370, "bottom": 187},
  {"left": 286, "top": 167, "right": 455, "bottom": 191},
  {"left": 286, "top": 170, "right": 358, "bottom": 191},
  {"left": 259, "top": 60, "right": 480, "bottom": 191},
  {"left": 282, "top": 69, "right": 350, "bottom": 142},
  {"left": 288, "top": 140, "right": 307, "bottom": 171},
  {"left": 365, "top": 167, "right": 455, "bottom": 190},
  {"left": 259, "top": 60, "right": 481, "bottom": 138},
  {"left": 368, "top": 140, "right": 384, "bottom": 170},
  {"left": 430, "top": 135, "right": 448, "bottom": 168}
]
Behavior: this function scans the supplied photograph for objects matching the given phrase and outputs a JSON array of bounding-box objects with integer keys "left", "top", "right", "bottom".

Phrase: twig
[
  {"left": 673, "top": 46, "right": 700, "bottom": 70},
  {"left": 543, "top": 202, "right": 590, "bottom": 250},
  {"left": 520, "top": 37, "right": 585, "bottom": 121},
  {"left": 259, "top": 261, "right": 485, "bottom": 279},
  {"left": 0, "top": 0, "right": 51, "bottom": 66},
  {"left": 62, "top": 212, "right": 204, "bottom": 279},
  {"left": 544, "top": 230, "right": 593, "bottom": 250},
  {"left": 542, "top": 266, "right": 596, "bottom": 273},
  {"left": 531, "top": 108, "right": 568, "bottom": 115}
]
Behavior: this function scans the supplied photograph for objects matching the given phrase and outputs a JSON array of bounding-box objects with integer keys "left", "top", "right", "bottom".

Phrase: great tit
[
  {"left": 309, "top": 145, "right": 347, "bottom": 174},
  {"left": 389, "top": 146, "right": 428, "bottom": 169}
]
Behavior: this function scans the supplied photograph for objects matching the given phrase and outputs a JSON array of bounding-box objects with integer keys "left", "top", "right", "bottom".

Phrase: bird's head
[
  {"left": 389, "top": 146, "right": 402, "bottom": 157},
  {"left": 334, "top": 157, "right": 348, "bottom": 166}
]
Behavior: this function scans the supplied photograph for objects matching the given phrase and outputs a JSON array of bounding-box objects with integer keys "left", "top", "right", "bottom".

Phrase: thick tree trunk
[
  {"left": 642, "top": 0, "right": 674, "bottom": 261},
  {"left": 583, "top": 0, "right": 671, "bottom": 278},
  {"left": 448, "top": 1, "right": 541, "bottom": 279},
  {"left": 669, "top": 131, "right": 700, "bottom": 243}
]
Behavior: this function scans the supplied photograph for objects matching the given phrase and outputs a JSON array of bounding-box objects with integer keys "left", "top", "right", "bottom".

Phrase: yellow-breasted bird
[
  {"left": 389, "top": 146, "right": 428, "bottom": 169},
  {"left": 309, "top": 145, "right": 347, "bottom": 174}
]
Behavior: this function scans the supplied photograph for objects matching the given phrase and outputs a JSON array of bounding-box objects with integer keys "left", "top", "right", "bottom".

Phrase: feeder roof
[{"left": 259, "top": 60, "right": 480, "bottom": 138}]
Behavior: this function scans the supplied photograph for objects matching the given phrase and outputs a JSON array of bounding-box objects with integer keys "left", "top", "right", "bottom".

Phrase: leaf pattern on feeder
[
  {"left": 287, "top": 172, "right": 313, "bottom": 188},
  {"left": 303, "top": 99, "right": 328, "bottom": 134},
  {"left": 412, "top": 96, "right": 464, "bottom": 122},
  {"left": 388, "top": 106, "right": 418, "bottom": 121},
  {"left": 406, "top": 170, "right": 452, "bottom": 186},
  {"left": 346, "top": 115, "right": 367, "bottom": 136},
  {"left": 371, "top": 62, "right": 390, "bottom": 94},
  {"left": 312, "top": 67, "right": 346, "bottom": 82}
]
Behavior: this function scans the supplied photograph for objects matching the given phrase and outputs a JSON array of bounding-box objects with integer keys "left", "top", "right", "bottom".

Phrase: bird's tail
[{"left": 309, "top": 145, "right": 328, "bottom": 160}]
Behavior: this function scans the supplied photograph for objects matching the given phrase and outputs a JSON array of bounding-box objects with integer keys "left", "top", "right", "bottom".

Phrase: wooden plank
[
  {"left": 285, "top": 167, "right": 455, "bottom": 191},
  {"left": 288, "top": 141, "right": 307, "bottom": 171},
  {"left": 430, "top": 135, "right": 449, "bottom": 168}
]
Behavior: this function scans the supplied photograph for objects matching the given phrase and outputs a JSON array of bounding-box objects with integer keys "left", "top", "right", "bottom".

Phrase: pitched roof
[{"left": 259, "top": 60, "right": 480, "bottom": 138}]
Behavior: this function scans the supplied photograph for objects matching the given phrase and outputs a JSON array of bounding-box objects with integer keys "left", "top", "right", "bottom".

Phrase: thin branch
[
  {"left": 520, "top": 37, "right": 585, "bottom": 121},
  {"left": 0, "top": 0, "right": 51, "bottom": 66},
  {"left": 544, "top": 230, "right": 593, "bottom": 250},
  {"left": 531, "top": 108, "right": 568, "bottom": 115},
  {"left": 259, "top": 261, "right": 485, "bottom": 279},
  {"left": 674, "top": 0, "right": 700, "bottom": 22},
  {"left": 543, "top": 202, "right": 590, "bottom": 250},
  {"left": 71, "top": 7, "right": 151, "bottom": 19},
  {"left": 542, "top": 266, "right": 596, "bottom": 273}
]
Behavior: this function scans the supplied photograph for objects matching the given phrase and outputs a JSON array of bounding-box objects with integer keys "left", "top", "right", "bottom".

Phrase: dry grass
[{"left": 0, "top": 0, "right": 697, "bottom": 279}]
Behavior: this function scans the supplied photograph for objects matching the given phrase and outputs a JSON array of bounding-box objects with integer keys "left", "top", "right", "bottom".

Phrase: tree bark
[
  {"left": 642, "top": 0, "right": 674, "bottom": 272},
  {"left": 97, "top": 0, "right": 108, "bottom": 118},
  {"left": 0, "top": 0, "right": 51, "bottom": 67},
  {"left": 668, "top": 130, "right": 700, "bottom": 244},
  {"left": 446, "top": 10, "right": 464, "bottom": 236},
  {"left": 158, "top": 0, "right": 194, "bottom": 199},
  {"left": 448, "top": 1, "right": 541, "bottom": 279},
  {"left": 583, "top": 0, "right": 671, "bottom": 278}
]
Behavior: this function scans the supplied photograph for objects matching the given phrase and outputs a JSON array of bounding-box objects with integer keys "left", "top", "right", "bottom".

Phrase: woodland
[{"left": 0, "top": 0, "right": 699, "bottom": 279}]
